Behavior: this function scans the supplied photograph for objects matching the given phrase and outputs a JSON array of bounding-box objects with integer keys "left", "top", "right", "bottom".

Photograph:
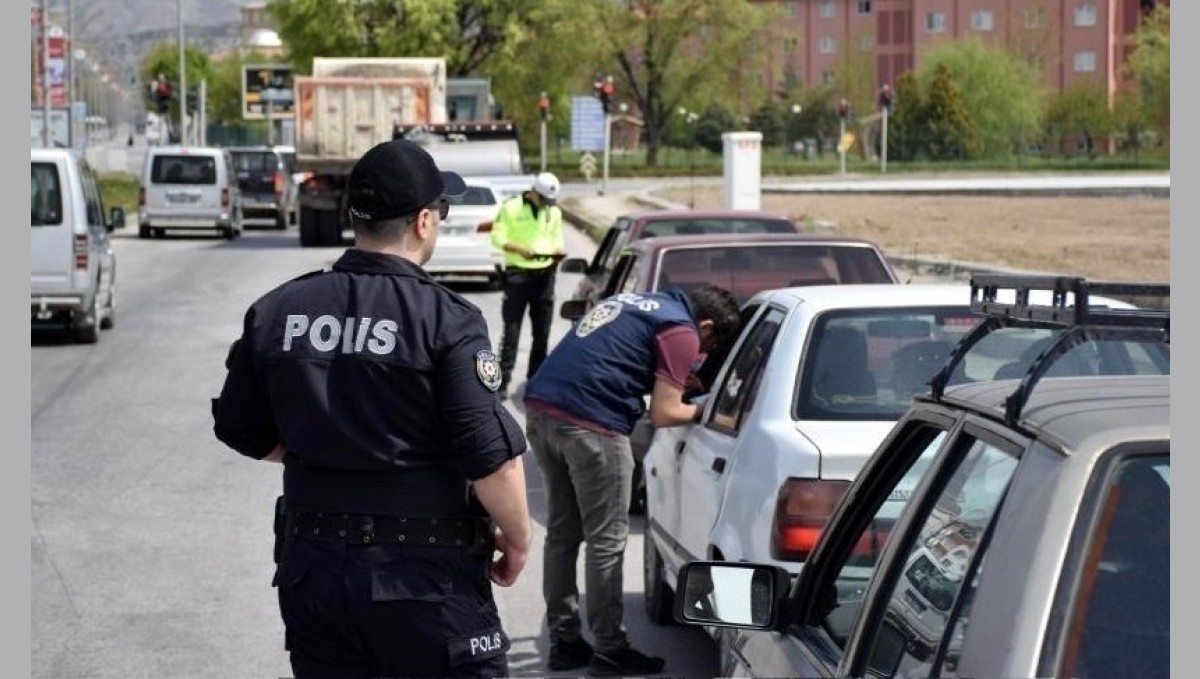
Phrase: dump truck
[{"left": 293, "top": 57, "right": 523, "bottom": 247}]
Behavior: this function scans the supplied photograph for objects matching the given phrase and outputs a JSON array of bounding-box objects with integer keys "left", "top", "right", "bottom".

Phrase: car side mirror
[
  {"left": 560, "top": 257, "right": 588, "bottom": 274},
  {"left": 674, "top": 562, "right": 792, "bottom": 630},
  {"left": 560, "top": 299, "right": 590, "bottom": 321},
  {"left": 108, "top": 206, "right": 126, "bottom": 231}
]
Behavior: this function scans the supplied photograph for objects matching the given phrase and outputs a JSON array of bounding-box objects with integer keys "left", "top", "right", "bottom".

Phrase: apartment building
[{"left": 756, "top": 0, "right": 1165, "bottom": 101}]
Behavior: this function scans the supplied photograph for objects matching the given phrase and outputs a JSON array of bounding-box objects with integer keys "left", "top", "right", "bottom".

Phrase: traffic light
[
  {"left": 153, "top": 76, "right": 172, "bottom": 114},
  {"left": 538, "top": 91, "right": 550, "bottom": 121},
  {"left": 878, "top": 84, "right": 893, "bottom": 113},
  {"left": 600, "top": 75, "right": 615, "bottom": 115},
  {"left": 837, "top": 98, "right": 850, "bottom": 122}
]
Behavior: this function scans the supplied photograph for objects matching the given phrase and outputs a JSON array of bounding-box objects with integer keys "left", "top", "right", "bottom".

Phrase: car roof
[
  {"left": 626, "top": 232, "right": 886, "bottom": 251},
  {"left": 931, "top": 375, "right": 1170, "bottom": 455},
  {"left": 748, "top": 283, "right": 973, "bottom": 310},
  {"left": 147, "top": 146, "right": 227, "bottom": 155},
  {"left": 31, "top": 147, "right": 78, "bottom": 161},
  {"left": 620, "top": 209, "right": 794, "bottom": 223}
]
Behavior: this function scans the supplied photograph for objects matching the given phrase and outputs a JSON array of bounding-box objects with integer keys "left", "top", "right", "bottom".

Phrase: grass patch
[{"left": 98, "top": 172, "right": 140, "bottom": 215}]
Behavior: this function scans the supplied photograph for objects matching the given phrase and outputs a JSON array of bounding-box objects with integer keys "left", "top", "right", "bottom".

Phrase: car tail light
[
  {"left": 303, "top": 175, "right": 329, "bottom": 193},
  {"left": 73, "top": 234, "right": 88, "bottom": 270},
  {"left": 138, "top": 187, "right": 145, "bottom": 207},
  {"left": 221, "top": 187, "right": 230, "bottom": 208},
  {"left": 273, "top": 171, "right": 284, "bottom": 196},
  {"left": 476, "top": 220, "right": 493, "bottom": 233},
  {"left": 770, "top": 478, "right": 851, "bottom": 561}
]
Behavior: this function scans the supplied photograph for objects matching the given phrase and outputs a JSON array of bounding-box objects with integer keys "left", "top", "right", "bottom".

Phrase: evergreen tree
[
  {"left": 923, "top": 63, "right": 977, "bottom": 160},
  {"left": 888, "top": 71, "right": 925, "bottom": 161}
]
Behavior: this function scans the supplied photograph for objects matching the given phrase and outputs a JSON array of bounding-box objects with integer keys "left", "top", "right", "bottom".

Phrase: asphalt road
[{"left": 31, "top": 208, "right": 715, "bottom": 678}]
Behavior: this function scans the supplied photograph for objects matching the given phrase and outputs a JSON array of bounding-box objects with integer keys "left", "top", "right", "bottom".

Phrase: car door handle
[
  {"left": 675, "top": 441, "right": 686, "bottom": 456},
  {"left": 712, "top": 457, "right": 727, "bottom": 474}
]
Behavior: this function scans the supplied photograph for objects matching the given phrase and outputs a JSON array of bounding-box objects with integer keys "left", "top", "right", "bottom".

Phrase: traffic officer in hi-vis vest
[
  {"left": 489, "top": 172, "right": 566, "bottom": 400},
  {"left": 212, "top": 138, "right": 532, "bottom": 679}
]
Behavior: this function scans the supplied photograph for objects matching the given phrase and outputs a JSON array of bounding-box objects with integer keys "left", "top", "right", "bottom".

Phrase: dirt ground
[{"left": 655, "top": 189, "right": 1170, "bottom": 283}]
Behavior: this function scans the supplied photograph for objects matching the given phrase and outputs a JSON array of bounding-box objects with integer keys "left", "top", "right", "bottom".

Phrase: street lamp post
[{"left": 679, "top": 107, "right": 699, "bottom": 208}]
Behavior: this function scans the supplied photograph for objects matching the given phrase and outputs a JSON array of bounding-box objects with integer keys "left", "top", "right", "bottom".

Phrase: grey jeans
[{"left": 525, "top": 409, "right": 633, "bottom": 654}]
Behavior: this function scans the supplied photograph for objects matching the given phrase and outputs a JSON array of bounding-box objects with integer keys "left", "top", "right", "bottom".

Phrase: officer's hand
[{"left": 489, "top": 526, "right": 527, "bottom": 587}]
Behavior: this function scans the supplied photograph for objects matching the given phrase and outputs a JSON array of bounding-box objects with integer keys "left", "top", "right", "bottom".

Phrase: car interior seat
[
  {"left": 812, "top": 326, "right": 876, "bottom": 407},
  {"left": 993, "top": 335, "right": 1094, "bottom": 381},
  {"left": 891, "top": 340, "right": 954, "bottom": 402}
]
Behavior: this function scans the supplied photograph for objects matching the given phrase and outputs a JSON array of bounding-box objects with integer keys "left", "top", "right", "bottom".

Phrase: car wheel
[
  {"left": 643, "top": 532, "right": 675, "bottom": 625},
  {"left": 138, "top": 225, "right": 151, "bottom": 239},
  {"left": 629, "top": 463, "right": 647, "bottom": 515},
  {"left": 100, "top": 281, "right": 115, "bottom": 330},
  {"left": 73, "top": 295, "right": 100, "bottom": 344}
]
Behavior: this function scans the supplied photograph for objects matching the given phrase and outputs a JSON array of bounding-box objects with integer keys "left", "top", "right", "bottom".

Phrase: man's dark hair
[{"left": 687, "top": 285, "right": 740, "bottom": 346}]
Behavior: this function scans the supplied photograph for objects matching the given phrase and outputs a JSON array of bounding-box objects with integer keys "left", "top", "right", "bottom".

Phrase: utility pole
[
  {"left": 878, "top": 84, "right": 893, "bottom": 174},
  {"left": 538, "top": 91, "right": 550, "bottom": 172},
  {"left": 177, "top": 0, "right": 187, "bottom": 144},
  {"left": 40, "top": 0, "right": 51, "bottom": 147}
]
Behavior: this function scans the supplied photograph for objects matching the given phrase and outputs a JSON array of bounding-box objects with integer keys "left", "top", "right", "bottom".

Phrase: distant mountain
[{"left": 83, "top": 0, "right": 244, "bottom": 38}]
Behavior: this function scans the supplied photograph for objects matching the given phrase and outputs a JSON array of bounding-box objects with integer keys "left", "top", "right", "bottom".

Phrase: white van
[
  {"left": 138, "top": 146, "right": 242, "bottom": 239},
  {"left": 31, "top": 147, "right": 122, "bottom": 343}
]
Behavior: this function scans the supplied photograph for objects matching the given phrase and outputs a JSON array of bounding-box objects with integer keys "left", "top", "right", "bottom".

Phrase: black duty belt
[
  {"left": 284, "top": 510, "right": 493, "bottom": 552},
  {"left": 508, "top": 267, "right": 554, "bottom": 275}
]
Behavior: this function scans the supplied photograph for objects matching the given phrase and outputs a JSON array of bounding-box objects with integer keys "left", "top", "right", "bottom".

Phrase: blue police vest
[{"left": 526, "top": 289, "right": 696, "bottom": 434}]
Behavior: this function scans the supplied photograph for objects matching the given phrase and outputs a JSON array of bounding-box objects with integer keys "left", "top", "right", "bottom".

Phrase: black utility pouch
[{"left": 273, "top": 495, "right": 286, "bottom": 564}]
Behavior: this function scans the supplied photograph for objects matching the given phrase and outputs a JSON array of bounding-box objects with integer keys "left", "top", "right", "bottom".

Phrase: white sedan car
[{"left": 426, "top": 179, "right": 505, "bottom": 287}]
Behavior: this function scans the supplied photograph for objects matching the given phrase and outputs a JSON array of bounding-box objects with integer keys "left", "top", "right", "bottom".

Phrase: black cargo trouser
[
  {"left": 274, "top": 537, "right": 510, "bottom": 679},
  {"left": 498, "top": 268, "right": 556, "bottom": 390}
]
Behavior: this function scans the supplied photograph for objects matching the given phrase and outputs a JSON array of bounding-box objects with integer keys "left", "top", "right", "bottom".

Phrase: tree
[
  {"left": 577, "top": 0, "right": 768, "bottom": 166},
  {"left": 1126, "top": 5, "right": 1169, "bottom": 144},
  {"left": 888, "top": 71, "right": 926, "bottom": 161},
  {"left": 1111, "top": 88, "right": 1147, "bottom": 159},
  {"left": 139, "top": 43, "right": 214, "bottom": 122},
  {"left": 923, "top": 63, "right": 976, "bottom": 160},
  {"left": 917, "top": 39, "right": 1042, "bottom": 158},
  {"left": 1043, "top": 83, "right": 1113, "bottom": 158}
]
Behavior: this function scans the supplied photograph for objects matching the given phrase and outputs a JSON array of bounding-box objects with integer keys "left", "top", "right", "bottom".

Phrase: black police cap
[{"left": 347, "top": 139, "right": 466, "bottom": 222}]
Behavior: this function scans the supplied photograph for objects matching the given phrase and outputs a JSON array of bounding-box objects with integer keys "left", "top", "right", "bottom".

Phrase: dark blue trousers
[
  {"left": 498, "top": 269, "right": 556, "bottom": 391},
  {"left": 274, "top": 537, "right": 509, "bottom": 679}
]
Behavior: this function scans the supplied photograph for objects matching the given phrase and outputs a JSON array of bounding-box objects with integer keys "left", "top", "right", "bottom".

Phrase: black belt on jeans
[
  {"left": 508, "top": 266, "right": 553, "bottom": 275},
  {"left": 284, "top": 510, "right": 493, "bottom": 552}
]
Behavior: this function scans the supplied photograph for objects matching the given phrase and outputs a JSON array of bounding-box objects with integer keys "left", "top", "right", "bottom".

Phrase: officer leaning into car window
[
  {"left": 212, "top": 138, "right": 532, "bottom": 679},
  {"left": 489, "top": 171, "right": 567, "bottom": 401}
]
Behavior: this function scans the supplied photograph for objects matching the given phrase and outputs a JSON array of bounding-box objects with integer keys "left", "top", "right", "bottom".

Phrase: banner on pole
[{"left": 570, "top": 96, "right": 605, "bottom": 152}]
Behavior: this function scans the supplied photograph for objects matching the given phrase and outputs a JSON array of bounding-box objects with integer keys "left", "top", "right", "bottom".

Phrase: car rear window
[
  {"left": 152, "top": 155, "right": 218, "bottom": 184},
  {"left": 231, "top": 151, "right": 277, "bottom": 173},
  {"left": 796, "top": 307, "right": 980, "bottom": 420},
  {"left": 656, "top": 245, "right": 894, "bottom": 303},
  {"left": 639, "top": 218, "right": 796, "bottom": 238},
  {"left": 446, "top": 186, "right": 498, "bottom": 206},
  {"left": 31, "top": 162, "right": 63, "bottom": 226}
]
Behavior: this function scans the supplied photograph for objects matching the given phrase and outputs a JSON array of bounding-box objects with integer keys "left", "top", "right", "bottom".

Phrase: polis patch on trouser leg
[{"left": 475, "top": 349, "right": 502, "bottom": 391}]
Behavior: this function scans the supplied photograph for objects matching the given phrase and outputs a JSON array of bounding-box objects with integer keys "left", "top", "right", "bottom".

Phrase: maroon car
[{"left": 559, "top": 209, "right": 803, "bottom": 315}]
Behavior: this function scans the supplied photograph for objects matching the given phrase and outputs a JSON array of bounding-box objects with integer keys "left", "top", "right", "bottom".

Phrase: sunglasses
[{"left": 430, "top": 198, "right": 450, "bottom": 220}]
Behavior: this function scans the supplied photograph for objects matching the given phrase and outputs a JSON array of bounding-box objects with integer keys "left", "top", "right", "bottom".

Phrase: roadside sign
[
  {"left": 570, "top": 96, "right": 605, "bottom": 152},
  {"left": 243, "top": 65, "right": 294, "bottom": 119},
  {"left": 579, "top": 151, "right": 597, "bottom": 181},
  {"left": 838, "top": 131, "right": 856, "bottom": 153}
]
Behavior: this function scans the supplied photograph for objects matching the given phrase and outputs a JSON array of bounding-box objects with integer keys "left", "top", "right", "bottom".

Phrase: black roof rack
[{"left": 929, "top": 274, "right": 1169, "bottom": 427}]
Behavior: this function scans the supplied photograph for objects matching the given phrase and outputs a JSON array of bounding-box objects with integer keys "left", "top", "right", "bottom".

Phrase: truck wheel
[
  {"left": 100, "top": 281, "right": 115, "bottom": 330},
  {"left": 298, "top": 208, "right": 320, "bottom": 247},
  {"left": 319, "top": 211, "right": 341, "bottom": 246},
  {"left": 643, "top": 533, "right": 675, "bottom": 625},
  {"left": 275, "top": 210, "right": 288, "bottom": 230}
]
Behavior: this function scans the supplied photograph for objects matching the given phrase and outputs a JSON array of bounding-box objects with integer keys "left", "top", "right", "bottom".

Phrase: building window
[
  {"left": 822, "top": 71, "right": 836, "bottom": 85},
  {"left": 785, "top": 1, "right": 798, "bottom": 18},
  {"left": 1025, "top": 7, "right": 1047, "bottom": 28},
  {"left": 926, "top": 12, "right": 946, "bottom": 32},
  {"left": 820, "top": 36, "right": 837, "bottom": 54},
  {"left": 820, "top": 0, "right": 836, "bottom": 19},
  {"left": 1075, "top": 3, "right": 1097, "bottom": 26},
  {"left": 857, "top": 1, "right": 873, "bottom": 15},
  {"left": 784, "top": 37, "right": 799, "bottom": 53},
  {"left": 1074, "top": 50, "right": 1097, "bottom": 72},
  {"left": 971, "top": 10, "right": 994, "bottom": 31},
  {"left": 860, "top": 34, "right": 874, "bottom": 51}
]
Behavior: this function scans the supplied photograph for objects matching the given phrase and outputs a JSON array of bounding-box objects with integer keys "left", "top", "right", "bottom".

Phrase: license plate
[{"left": 166, "top": 192, "right": 199, "bottom": 204}]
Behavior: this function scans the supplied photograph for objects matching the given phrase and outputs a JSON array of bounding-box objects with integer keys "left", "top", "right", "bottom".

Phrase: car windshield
[
  {"left": 639, "top": 217, "right": 795, "bottom": 238},
  {"left": 796, "top": 314, "right": 1171, "bottom": 421},
  {"left": 151, "top": 155, "right": 217, "bottom": 184},
  {"left": 656, "top": 245, "right": 893, "bottom": 303}
]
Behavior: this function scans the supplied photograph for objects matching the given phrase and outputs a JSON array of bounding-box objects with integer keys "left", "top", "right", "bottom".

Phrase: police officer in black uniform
[{"left": 212, "top": 139, "right": 532, "bottom": 679}]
